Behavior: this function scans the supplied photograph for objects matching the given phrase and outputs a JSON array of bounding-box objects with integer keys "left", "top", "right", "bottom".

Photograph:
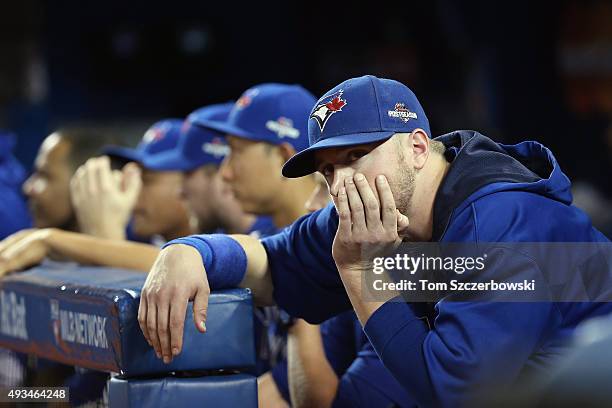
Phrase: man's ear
[
  {"left": 277, "top": 142, "right": 297, "bottom": 163},
  {"left": 410, "top": 129, "right": 429, "bottom": 170}
]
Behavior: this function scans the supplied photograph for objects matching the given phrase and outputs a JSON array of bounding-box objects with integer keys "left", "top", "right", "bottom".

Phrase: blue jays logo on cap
[
  {"left": 309, "top": 90, "right": 347, "bottom": 132},
  {"left": 282, "top": 75, "right": 431, "bottom": 178},
  {"left": 235, "top": 89, "right": 259, "bottom": 110}
]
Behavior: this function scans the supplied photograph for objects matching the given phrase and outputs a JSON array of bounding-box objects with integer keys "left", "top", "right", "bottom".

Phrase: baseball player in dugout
[{"left": 137, "top": 75, "right": 612, "bottom": 407}]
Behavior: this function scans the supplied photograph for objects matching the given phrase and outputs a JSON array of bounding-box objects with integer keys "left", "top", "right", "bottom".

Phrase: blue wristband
[{"left": 162, "top": 234, "right": 248, "bottom": 289}]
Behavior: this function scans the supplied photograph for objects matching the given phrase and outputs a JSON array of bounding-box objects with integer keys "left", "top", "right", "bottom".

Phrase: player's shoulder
[{"left": 467, "top": 190, "right": 593, "bottom": 242}]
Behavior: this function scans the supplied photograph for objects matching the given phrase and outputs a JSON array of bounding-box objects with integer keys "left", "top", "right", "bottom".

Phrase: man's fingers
[
  {"left": 156, "top": 302, "right": 172, "bottom": 363},
  {"left": 353, "top": 173, "right": 381, "bottom": 229},
  {"left": 0, "top": 240, "right": 39, "bottom": 274},
  {"left": 97, "top": 156, "right": 114, "bottom": 194},
  {"left": 146, "top": 300, "right": 162, "bottom": 359},
  {"left": 138, "top": 295, "right": 152, "bottom": 346},
  {"left": 85, "top": 158, "right": 99, "bottom": 196},
  {"left": 376, "top": 175, "right": 398, "bottom": 231},
  {"left": 0, "top": 230, "right": 30, "bottom": 256},
  {"left": 335, "top": 186, "right": 352, "bottom": 237},
  {"left": 169, "top": 294, "right": 188, "bottom": 358},
  {"left": 344, "top": 177, "right": 366, "bottom": 232},
  {"left": 192, "top": 284, "right": 210, "bottom": 334},
  {"left": 122, "top": 163, "right": 142, "bottom": 205},
  {"left": 396, "top": 209, "right": 410, "bottom": 235}
]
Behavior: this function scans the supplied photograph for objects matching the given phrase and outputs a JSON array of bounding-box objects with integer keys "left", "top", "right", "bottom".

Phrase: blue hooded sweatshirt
[{"left": 260, "top": 130, "right": 612, "bottom": 407}]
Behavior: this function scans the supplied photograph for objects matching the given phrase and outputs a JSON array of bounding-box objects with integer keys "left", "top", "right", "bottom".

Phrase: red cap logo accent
[
  {"left": 310, "top": 90, "right": 347, "bottom": 132},
  {"left": 142, "top": 127, "right": 165, "bottom": 144},
  {"left": 235, "top": 89, "right": 260, "bottom": 109}
]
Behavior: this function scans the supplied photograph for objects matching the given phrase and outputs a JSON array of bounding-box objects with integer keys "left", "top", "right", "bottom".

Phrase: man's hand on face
[
  {"left": 138, "top": 244, "right": 210, "bottom": 364},
  {"left": 332, "top": 173, "right": 410, "bottom": 274},
  {"left": 0, "top": 229, "right": 54, "bottom": 278},
  {"left": 70, "top": 156, "right": 142, "bottom": 240}
]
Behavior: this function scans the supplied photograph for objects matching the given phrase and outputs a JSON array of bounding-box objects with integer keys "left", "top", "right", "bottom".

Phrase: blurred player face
[
  {"left": 181, "top": 165, "right": 228, "bottom": 232},
  {"left": 22, "top": 133, "right": 74, "bottom": 228},
  {"left": 132, "top": 168, "right": 191, "bottom": 238},
  {"left": 314, "top": 134, "right": 416, "bottom": 216},
  {"left": 219, "top": 135, "right": 285, "bottom": 214},
  {"left": 304, "top": 173, "right": 331, "bottom": 213}
]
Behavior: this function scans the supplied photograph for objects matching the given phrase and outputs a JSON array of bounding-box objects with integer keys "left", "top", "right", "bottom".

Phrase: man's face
[
  {"left": 219, "top": 135, "right": 284, "bottom": 214},
  {"left": 132, "top": 168, "right": 190, "bottom": 238},
  {"left": 304, "top": 173, "right": 331, "bottom": 213},
  {"left": 22, "top": 133, "right": 74, "bottom": 228},
  {"left": 182, "top": 165, "right": 224, "bottom": 231},
  {"left": 314, "top": 135, "right": 415, "bottom": 216}
]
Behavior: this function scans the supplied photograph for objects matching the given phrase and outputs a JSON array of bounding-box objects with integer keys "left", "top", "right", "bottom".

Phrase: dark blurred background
[{"left": 1, "top": 0, "right": 611, "bottom": 228}]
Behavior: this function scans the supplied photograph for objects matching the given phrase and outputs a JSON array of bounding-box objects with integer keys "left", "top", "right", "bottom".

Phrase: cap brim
[
  {"left": 141, "top": 149, "right": 216, "bottom": 172},
  {"left": 282, "top": 131, "right": 396, "bottom": 178},
  {"left": 101, "top": 146, "right": 143, "bottom": 164},
  {"left": 195, "top": 119, "right": 254, "bottom": 140}
]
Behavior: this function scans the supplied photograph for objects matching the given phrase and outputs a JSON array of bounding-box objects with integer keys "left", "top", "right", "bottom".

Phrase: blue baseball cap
[
  {"left": 143, "top": 103, "right": 233, "bottom": 171},
  {"left": 196, "top": 83, "right": 316, "bottom": 153},
  {"left": 282, "top": 75, "right": 431, "bottom": 178},
  {"left": 102, "top": 119, "right": 184, "bottom": 170}
]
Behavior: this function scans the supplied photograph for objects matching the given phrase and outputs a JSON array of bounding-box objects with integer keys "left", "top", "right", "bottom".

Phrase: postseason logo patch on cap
[
  {"left": 202, "top": 137, "right": 230, "bottom": 158},
  {"left": 309, "top": 90, "right": 347, "bottom": 132},
  {"left": 266, "top": 117, "right": 300, "bottom": 139},
  {"left": 388, "top": 102, "right": 417, "bottom": 123}
]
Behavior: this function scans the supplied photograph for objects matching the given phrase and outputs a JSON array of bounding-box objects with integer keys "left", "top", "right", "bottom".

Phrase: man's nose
[
  {"left": 329, "top": 166, "right": 355, "bottom": 197},
  {"left": 22, "top": 176, "right": 35, "bottom": 197},
  {"left": 219, "top": 156, "right": 233, "bottom": 182}
]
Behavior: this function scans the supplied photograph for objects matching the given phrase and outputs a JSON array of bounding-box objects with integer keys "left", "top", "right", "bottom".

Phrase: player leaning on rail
[{"left": 123, "top": 75, "right": 612, "bottom": 407}]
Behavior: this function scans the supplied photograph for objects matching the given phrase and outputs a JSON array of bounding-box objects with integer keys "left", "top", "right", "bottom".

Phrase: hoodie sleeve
[
  {"left": 364, "top": 251, "right": 560, "bottom": 407},
  {"left": 261, "top": 203, "right": 352, "bottom": 323},
  {"left": 364, "top": 230, "right": 560, "bottom": 406}
]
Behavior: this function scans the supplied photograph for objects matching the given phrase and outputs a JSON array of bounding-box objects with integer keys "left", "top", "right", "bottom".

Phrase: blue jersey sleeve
[
  {"left": 320, "top": 311, "right": 359, "bottom": 377},
  {"left": 332, "top": 342, "right": 417, "bottom": 408},
  {"left": 261, "top": 203, "right": 351, "bottom": 323}
]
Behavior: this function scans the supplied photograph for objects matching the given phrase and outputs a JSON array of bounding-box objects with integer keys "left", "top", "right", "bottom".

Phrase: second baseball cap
[
  {"left": 144, "top": 103, "right": 233, "bottom": 171},
  {"left": 195, "top": 83, "right": 316, "bottom": 153},
  {"left": 103, "top": 119, "right": 183, "bottom": 170},
  {"left": 281, "top": 75, "right": 430, "bottom": 178}
]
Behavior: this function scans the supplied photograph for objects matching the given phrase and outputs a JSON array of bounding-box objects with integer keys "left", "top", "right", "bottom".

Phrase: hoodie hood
[{"left": 431, "top": 130, "right": 573, "bottom": 241}]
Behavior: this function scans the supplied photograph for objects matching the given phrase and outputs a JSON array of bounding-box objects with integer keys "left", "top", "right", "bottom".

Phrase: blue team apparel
[
  {"left": 322, "top": 311, "right": 416, "bottom": 407},
  {"left": 196, "top": 83, "right": 315, "bottom": 153},
  {"left": 163, "top": 75, "right": 612, "bottom": 405},
  {"left": 282, "top": 75, "right": 431, "bottom": 178},
  {"left": 102, "top": 119, "right": 183, "bottom": 170},
  {"left": 262, "top": 131, "right": 612, "bottom": 406},
  {"left": 0, "top": 131, "right": 31, "bottom": 238},
  {"left": 145, "top": 103, "right": 233, "bottom": 171}
]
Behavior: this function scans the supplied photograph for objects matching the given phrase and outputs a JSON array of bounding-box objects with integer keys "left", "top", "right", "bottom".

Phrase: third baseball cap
[
  {"left": 281, "top": 75, "right": 430, "bottom": 178},
  {"left": 195, "top": 83, "right": 316, "bottom": 153}
]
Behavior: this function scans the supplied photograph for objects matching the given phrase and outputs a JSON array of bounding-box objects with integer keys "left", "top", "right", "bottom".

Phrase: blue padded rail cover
[
  {"left": 109, "top": 374, "right": 257, "bottom": 408},
  {"left": 0, "top": 262, "right": 255, "bottom": 376}
]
